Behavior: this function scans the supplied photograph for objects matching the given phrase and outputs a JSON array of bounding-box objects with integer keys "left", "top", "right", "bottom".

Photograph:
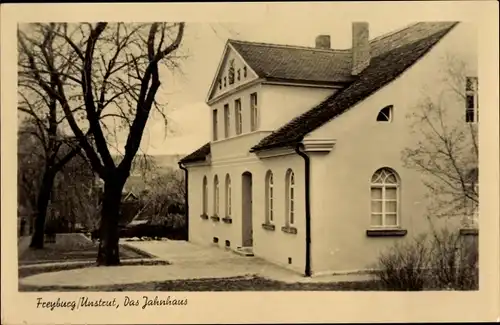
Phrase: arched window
[
  {"left": 371, "top": 168, "right": 399, "bottom": 227},
  {"left": 265, "top": 170, "right": 274, "bottom": 223},
  {"left": 202, "top": 176, "right": 208, "bottom": 215},
  {"left": 213, "top": 175, "right": 220, "bottom": 216},
  {"left": 376, "top": 105, "right": 393, "bottom": 122},
  {"left": 285, "top": 169, "right": 295, "bottom": 225},
  {"left": 225, "top": 174, "right": 232, "bottom": 217}
]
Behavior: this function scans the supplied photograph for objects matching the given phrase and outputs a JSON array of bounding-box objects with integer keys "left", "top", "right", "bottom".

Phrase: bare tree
[
  {"left": 16, "top": 94, "right": 83, "bottom": 249},
  {"left": 18, "top": 22, "right": 185, "bottom": 265},
  {"left": 137, "top": 169, "right": 186, "bottom": 224},
  {"left": 402, "top": 55, "right": 478, "bottom": 227},
  {"left": 50, "top": 150, "right": 99, "bottom": 232}
]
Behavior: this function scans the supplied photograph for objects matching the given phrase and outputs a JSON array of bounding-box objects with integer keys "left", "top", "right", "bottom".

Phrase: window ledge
[
  {"left": 460, "top": 228, "right": 478, "bottom": 236},
  {"left": 200, "top": 213, "right": 209, "bottom": 220},
  {"left": 366, "top": 229, "right": 407, "bottom": 237},
  {"left": 222, "top": 217, "right": 233, "bottom": 224},
  {"left": 210, "top": 215, "right": 220, "bottom": 222},
  {"left": 281, "top": 226, "right": 297, "bottom": 234},
  {"left": 262, "top": 223, "right": 275, "bottom": 231}
]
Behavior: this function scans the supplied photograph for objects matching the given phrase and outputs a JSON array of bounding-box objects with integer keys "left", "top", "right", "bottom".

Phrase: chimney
[
  {"left": 351, "top": 22, "right": 370, "bottom": 75},
  {"left": 315, "top": 35, "right": 331, "bottom": 50}
]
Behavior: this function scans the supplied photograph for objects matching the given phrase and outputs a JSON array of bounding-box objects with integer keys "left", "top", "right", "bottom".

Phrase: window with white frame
[
  {"left": 250, "top": 93, "right": 258, "bottom": 131},
  {"left": 265, "top": 170, "right": 274, "bottom": 224},
  {"left": 213, "top": 175, "right": 220, "bottom": 216},
  {"left": 224, "top": 104, "right": 230, "bottom": 138},
  {"left": 202, "top": 176, "right": 208, "bottom": 215},
  {"left": 212, "top": 109, "right": 218, "bottom": 141},
  {"left": 235, "top": 99, "right": 242, "bottom": 135},
  {"left": 465, "top": 77, "right": 479, "bottom": 123},
  {"left": 225, "top": 174, "right": 232, "bottom": 217},
  {"left": 370, "top": 168, "right": 400, "bottom": 228},
  {"left": 285, "top": 169, "right": 295, "bottom": 226}
]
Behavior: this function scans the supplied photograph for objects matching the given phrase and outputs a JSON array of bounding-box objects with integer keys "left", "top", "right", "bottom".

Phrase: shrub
[
  {"left": 373, "top": 234, "right": 430, "bottom": 291},
  {"left": 427, "top": 228, "right": 478, "bottom": 290},
  {"left": 373, "top": 228, "right": 478, "bottom": 291}
]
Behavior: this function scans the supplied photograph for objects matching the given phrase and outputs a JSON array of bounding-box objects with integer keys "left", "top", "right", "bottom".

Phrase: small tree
[{"left": 402, "top": 54, "right": 478, "bottom": 225}]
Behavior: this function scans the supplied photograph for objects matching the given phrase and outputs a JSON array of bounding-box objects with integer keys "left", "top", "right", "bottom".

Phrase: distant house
[{"left": 179, "top": 22, "right": 478, "bottom": 276}]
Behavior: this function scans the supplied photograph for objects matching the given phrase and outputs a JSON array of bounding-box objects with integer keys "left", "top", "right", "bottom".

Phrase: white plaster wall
[
  {"left": 187, "top": 153, "right": 307, "bottom": 274},
  {"left": 260, "top": 84, "right": 335, "bottom": 131},
  {"left": 306, "top": 23, "right": 477, "bottom": 273}
]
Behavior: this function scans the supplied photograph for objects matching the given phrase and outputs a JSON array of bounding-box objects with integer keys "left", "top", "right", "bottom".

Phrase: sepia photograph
[{"left": 2, "top": 1, "right": 499, "bottom": 324}]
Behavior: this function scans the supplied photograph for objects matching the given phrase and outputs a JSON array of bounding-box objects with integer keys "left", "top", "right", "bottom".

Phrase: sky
[{"left": 112, "top": 14, "right": 414, "bottom": 156}]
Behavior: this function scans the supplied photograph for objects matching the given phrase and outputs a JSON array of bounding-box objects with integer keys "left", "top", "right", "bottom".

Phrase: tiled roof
[
  {"left": 229, "top": 40, "right": 354, "bottom": 84},
  {"left": 251, "top": 22, "right": 458, "bottom": 151},
  {"left": 178, "top": 142, "right": 211, "bottom": 164}
]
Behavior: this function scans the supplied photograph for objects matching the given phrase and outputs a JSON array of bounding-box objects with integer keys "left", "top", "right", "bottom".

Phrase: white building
[{"left": 179, "top": 22, "right": 478, "bottom": 276}]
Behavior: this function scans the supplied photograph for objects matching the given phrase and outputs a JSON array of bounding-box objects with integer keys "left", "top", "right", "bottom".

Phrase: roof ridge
[
  {"left": 369, "top": 21, "right": 460, "bottom": 44},
  {"left": 228, "top": 38, "right": 350, "bottom": 53},
  {"left": 369, "top": 22, "right": 421, "bottom": 43}
]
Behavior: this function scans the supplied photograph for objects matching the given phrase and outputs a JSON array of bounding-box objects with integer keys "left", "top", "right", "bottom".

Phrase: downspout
[
  {"left": 178, "top": 162, "right": 189, "bottom": 241},
  {"left": 294, "top": 143, "right": 312, "bottom": 277}
]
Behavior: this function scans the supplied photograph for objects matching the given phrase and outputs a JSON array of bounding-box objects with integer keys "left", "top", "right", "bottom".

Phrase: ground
[
  {"left": 18, "top": 235, "right": 380, "bottom": 291},
  {"left": 18, "top": 233, "right": 152, "bottom": 265}
]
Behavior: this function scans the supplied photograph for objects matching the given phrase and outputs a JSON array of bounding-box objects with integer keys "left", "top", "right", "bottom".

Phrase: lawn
[
  {"left": 18, "top": 233, "right": 153, "bottom": 265},
  {"left": 19, "top": 275, "right": 385, "bottom": 292}
]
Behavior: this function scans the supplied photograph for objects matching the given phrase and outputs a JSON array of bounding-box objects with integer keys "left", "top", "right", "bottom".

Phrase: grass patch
[
  {"left": 19, "top": 275, "right": 385, "bottom": 292},
  {"left": 18, "top": 233, "right": 153, "bottom": 265}
]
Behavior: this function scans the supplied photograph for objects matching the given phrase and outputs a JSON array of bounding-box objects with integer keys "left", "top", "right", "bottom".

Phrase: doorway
[{"left": 241, "top": 171, "right": 253, "bottom": 247}]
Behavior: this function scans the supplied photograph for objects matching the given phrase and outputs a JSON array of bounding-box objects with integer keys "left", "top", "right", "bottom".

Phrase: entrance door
[{"left": 242, "top": 172, "right": 253, "bottom": 247}]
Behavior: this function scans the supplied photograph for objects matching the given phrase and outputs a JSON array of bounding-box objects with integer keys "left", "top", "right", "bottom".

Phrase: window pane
[
  {"left": 371, "top": 188, "right": 382, "bottom": 199},
  {"left": 371, "top": 214, "right": 383, "bottom": 226},
  {"left": 371, "top": 200, "right": 382, "bottom": 213},
  {"left": 385, "top": 187, "right": 397, "bottom": 200},
  {"left": 385, "top": 200, "right": 397, "bottom": 213},
  {"left": 466, "top": 95, "right": 475, "bottom": 109},
  {"left": 466, "top": 109, "right": 475, "bottom": 123},
  {"left": 290, "top": 187, "right": 294, "bottom": 199},
  {"left": 385, "top": 174, "right": 397, "bottom": 184},
  {"left": 371, "top": 172, "right": 382, "bottom": 183},
  {"left": 385, "top": 214, "right": 398, "bottom": 226}
]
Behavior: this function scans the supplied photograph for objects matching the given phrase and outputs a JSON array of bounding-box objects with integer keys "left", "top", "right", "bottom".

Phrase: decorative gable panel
[{"left": 207, "top": 44, "right": 258, "bottom": 103}]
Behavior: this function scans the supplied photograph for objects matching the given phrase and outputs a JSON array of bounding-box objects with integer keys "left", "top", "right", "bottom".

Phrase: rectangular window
[
  {"left": 250, "top": 93, "right": 258, "bottom": 131},
  {"left": 235, "top": 99, "right": 242, "bottom": 135},
  {"left": 224, "top": 104, "right": 230, "bottom": 138},
  {"left": 465, "top": 77, "right": 478, "bottom": 123},
  {"left": 212, "top": 109, "right": 218, "bottom": 141}
]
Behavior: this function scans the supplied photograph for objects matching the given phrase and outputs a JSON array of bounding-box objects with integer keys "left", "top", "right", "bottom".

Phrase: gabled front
[{"left": 205, "top": 41, "right": 259, "bottom": 104}]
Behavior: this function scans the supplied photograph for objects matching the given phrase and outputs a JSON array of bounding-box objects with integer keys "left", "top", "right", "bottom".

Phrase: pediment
[{"left": 206, "top": 42, "right": 258, "bottom": 103}]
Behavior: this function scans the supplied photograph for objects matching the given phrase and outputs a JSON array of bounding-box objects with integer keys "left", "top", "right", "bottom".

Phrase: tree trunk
[
  {"left": 96, "top": 176, "right": 126, "bottom": 266},
  {"left": 29, "top": 170, "right": 55, "bottom": 249}
]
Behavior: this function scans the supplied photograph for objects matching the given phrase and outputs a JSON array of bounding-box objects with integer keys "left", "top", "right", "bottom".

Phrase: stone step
[{"left": 234, "top": 246, "right": 254, "bottom": 257}]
